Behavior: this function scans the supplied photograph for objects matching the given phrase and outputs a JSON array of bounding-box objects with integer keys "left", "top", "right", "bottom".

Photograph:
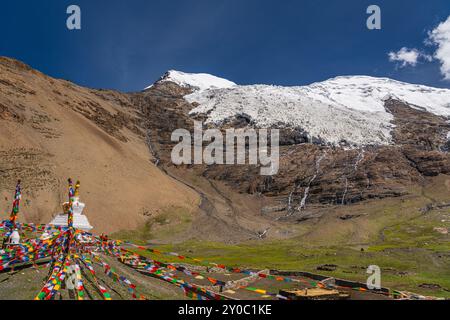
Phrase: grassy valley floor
[{"left": 114, "top": 175, "right": 450, "bottom": 299}]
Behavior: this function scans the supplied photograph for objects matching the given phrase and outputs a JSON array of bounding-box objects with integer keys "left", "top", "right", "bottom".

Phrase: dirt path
[
  {"left": 164, "top": 167, "right": 254, "bottom": 242},
  {"left": 145, "top": 134, "right": 262, "bottom": 242},
  {"left": 204, "top": 177, "right": 262, "bottom": 239}
]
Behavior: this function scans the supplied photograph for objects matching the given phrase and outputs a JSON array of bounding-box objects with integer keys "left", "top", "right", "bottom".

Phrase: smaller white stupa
[{"left": 49, "top": 180, "right": 93, "bottom": 231}]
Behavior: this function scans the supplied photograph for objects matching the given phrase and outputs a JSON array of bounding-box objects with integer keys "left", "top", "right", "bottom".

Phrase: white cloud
[
  {"left": 388, "top": 47, "right": 422, "bottom": 67},
  {"left": 428, "top": 15, "right": 450, "bottom": 80}
]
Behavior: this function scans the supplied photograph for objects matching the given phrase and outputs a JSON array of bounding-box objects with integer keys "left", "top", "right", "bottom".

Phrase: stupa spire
[{"left": 74, "top": 180, "right": 81, "bottom": 198}]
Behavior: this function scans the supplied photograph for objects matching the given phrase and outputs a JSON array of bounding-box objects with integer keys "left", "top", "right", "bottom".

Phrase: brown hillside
[{"left": 0, "top": 57, "right": 199, "bottom": 233}]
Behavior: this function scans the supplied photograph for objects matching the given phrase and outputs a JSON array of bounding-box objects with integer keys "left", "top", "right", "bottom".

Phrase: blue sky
[{"left": 1, "top": 0, "right": 449, "bottom": 91}]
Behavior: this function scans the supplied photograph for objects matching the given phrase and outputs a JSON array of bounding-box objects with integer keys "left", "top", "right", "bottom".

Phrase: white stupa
[{"left": 49, "top": 180, "right": 93, "bottom": 231}]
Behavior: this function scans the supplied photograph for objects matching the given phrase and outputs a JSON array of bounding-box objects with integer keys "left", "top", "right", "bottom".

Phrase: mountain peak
[{"left": 145, "top": 70, "right": 236, "bottom": 91}]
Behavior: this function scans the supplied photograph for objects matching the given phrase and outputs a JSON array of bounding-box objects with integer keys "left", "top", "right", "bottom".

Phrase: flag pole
[{"left": 9, "top": 180, "right": 21, "bottom": 229}]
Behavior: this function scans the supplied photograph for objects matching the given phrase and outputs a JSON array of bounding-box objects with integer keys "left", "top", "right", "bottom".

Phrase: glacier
[
  {"left": 149, "top": 71, "right": 450, "bottom": 147},
  {"left": 188, "top": 76, "right": 450, "bottom": 147}
]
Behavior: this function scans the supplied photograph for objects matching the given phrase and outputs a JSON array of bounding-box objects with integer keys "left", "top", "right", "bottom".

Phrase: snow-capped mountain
[
  {"left": 181, "top": 75, "right": 450, "bottom": 147},
  {"left": 137, "top": 67, "right": 450, "bottom": 215},
  {"left": 145, "top": 70, "right": 236, "bottom": 91}
]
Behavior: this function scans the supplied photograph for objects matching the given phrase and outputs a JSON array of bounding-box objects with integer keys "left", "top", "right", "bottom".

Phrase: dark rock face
[
  {"left": 132, "top": 83, "right": 450, "bottom": 214},
  {"left": 131, "top": 82, "right": 197, "bottom": 166},
  {"left": 385, "top": 99, "right": 450, "bottom": 176}
]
